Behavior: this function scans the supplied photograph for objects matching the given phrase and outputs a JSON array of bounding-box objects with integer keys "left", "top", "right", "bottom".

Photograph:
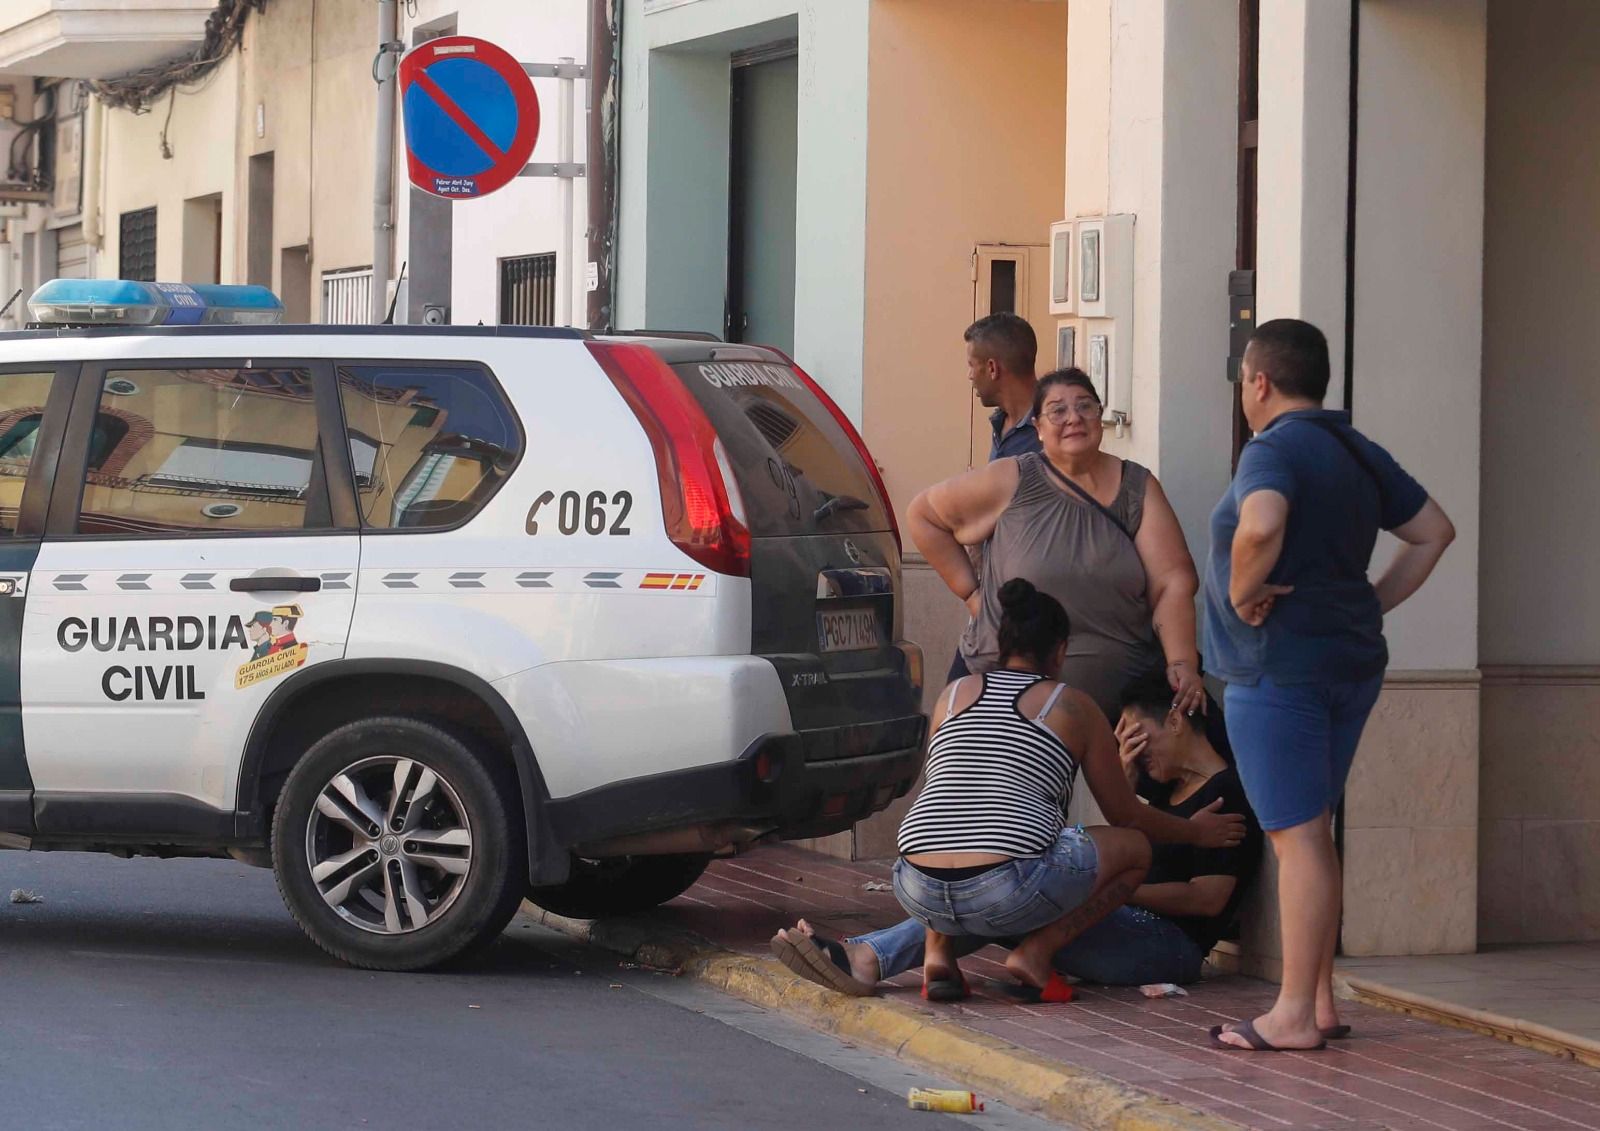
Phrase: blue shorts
[
  {"left": 1223, "top": 672, "right": 1384, "bottom": 831},
  {"left": 892, "top": 828, "right": 1099, "bottom": 938}
]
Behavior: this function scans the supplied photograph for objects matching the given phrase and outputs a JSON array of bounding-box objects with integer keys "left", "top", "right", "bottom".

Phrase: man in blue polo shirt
[
  {"left": 945, "top": 313, "right": 1041, "bottom": 682},
  {"left": 1204, "top": 319, "right": 1455, "bottom": 1054},
  {"left": 964, "top": 312, "right": 1041, "bottom": 461}
]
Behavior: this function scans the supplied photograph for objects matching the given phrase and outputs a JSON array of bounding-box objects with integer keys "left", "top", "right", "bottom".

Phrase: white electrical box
[
  {"left": 1047, "top": 220, "right": 1073, "bottom": 315},
  {"left": 1066, "top": 213, "right": 1135, "bottom": 424},
  {"left": 1073, "top": 214, "right": 1133, "bottom": 321}
]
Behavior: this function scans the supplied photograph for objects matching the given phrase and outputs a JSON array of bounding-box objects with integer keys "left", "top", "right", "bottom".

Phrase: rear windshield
[{"left": 671, "top": 360, "right": 890, "bottom": 538}]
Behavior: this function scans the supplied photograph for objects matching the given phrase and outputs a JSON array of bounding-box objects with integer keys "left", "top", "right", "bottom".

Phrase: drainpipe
[
  {"left": 371, "top": 0, "right": 399, "bottom": 323},
  {"left": 585, "top": 0, "right": 619, "bottom": 330}
]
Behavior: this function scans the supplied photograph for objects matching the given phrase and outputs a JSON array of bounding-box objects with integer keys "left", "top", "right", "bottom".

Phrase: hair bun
[{"left": 998, "top": 577, "right": 1039, "bottom": 613}]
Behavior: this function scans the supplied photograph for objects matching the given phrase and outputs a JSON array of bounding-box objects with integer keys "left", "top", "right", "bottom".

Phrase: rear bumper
[{"left": 544, "top": 713, "right": 928, "bottom": 852}]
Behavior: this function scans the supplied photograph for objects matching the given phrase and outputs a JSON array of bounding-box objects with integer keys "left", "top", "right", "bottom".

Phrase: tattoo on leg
[{"left": 1050, "top": 877, "right": 1137, "bottom": 947}]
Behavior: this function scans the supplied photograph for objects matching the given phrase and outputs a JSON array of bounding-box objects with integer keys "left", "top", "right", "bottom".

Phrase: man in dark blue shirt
[
  {"left": 1204, "top": 319, "right": 1455, "bottom": 1054},
  {"left": 945, "top": 314, "right": 1041, "bottom": 682},
  {"left": 964, "top": 312, "right": 1041, "bottom": 461}
]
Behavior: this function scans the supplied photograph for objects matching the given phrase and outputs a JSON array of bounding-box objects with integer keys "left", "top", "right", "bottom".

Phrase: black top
[{"left": 1142, "top": 766, "right": 1262, "bottom": 953}]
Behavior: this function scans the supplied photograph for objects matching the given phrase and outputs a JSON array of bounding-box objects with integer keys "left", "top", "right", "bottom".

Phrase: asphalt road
[{"left": 0, "top": 852, "right": 1060, "bottom": 1131}]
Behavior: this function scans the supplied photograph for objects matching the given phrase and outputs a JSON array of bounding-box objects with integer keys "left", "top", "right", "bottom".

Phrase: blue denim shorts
[
  {"left": 892, "top": 827, "right": 1100, "bottom": 939},
  {"left": 1224, "top": 671, "right": 1384, "bottom": 831}
]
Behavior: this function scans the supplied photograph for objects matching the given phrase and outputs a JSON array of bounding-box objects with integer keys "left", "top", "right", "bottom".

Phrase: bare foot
[
  {"left": 1214, "top": 1010, "right": 1325, "bottom": 1051},
  {"left": 1002, "top": 940, "right": 1055, "bottom": 991},
  {"left": 793, "top": 918, "right": 880, "bottom": 983}
]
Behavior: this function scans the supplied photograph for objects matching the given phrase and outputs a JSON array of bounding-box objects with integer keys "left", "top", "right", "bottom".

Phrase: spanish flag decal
[{"left": 640, "top": 573, "right": 705, "bottom": 591}]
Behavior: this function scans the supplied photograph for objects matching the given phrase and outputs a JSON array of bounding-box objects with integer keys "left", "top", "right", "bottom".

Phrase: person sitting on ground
[
  {"left": 771, "top": 674, "right": 1262, "bottom": 995},
  {"left": 833, "top": 579, "right": 1245, "bottom": 1003}
]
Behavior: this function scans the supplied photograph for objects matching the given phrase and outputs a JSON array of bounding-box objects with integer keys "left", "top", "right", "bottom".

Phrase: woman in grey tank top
[{"left": 907, "top": 369, "right": 1205, "bottom": 722}]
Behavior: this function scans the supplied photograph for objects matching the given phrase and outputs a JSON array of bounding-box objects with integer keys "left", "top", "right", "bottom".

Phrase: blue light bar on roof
[{"left": 26, "top": 279, "right": 285, "bottom": 327}]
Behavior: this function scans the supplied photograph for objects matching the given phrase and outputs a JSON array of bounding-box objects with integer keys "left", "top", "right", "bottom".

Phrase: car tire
[
  {"left": 271, "top": 716, "right": 526, "bottom": 971},
  {"left": 527, "top": 853, "right": 712, "bottom": 919}
]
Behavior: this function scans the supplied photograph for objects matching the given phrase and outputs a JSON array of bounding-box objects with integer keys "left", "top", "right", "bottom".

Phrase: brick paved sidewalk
[{"left": 653, "top": 844, "right": 1600, "bottom": 1130}]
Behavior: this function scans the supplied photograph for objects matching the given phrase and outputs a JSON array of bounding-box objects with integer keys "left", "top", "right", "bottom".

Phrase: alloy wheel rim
[{"left": 304, "top": 755, "right": 473, "bottom": 935}]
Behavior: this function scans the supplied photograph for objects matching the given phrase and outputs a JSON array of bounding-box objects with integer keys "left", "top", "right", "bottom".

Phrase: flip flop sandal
[
  {"left": 1320, "top": 1024, "right": 1353, "bottom": 1040},
  {"left": 769, "top": 930, "right": 876, "bottom": 998},
  {"left": 998, "top": 971, "right": 1075, "bottom": 1004},
  {"left": 1207, "top": 1020, "right": 1327, "bottom": 1052},
  {"left": 922, "top": 966, "right": 970, "bottom": 1003}
]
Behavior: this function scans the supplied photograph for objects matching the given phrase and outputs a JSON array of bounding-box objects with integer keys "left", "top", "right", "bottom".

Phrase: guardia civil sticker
[{"left": 236, "top": 603, "right": 309, "bottom": 689}]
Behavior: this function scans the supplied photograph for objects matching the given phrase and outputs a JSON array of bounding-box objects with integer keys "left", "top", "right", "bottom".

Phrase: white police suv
[{"left": 0, "top": 280, "right": 925, "bottom": 969}]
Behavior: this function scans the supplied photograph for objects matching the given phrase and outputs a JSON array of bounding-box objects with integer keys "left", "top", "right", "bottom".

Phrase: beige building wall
[
  {"left": 845, "top": 0, "right": 1066, "bottom": 859},
  {"left": 860, "top": 0, "right": 1067, "bottom": 528},
  {"left": 100, "top": 55, "right": 240, "bottom": 284},
  {"left": 236, "top": 0, "right": 376, "bottom": 315},
  {"left": 1055, "top": 1, "right": 1489, "bottom": 965},
  {"left": 1053, "top": 1, "right": 1236, "bottom": 570},
  {"left": 1338, "top": 0, "right": 1486, "bottom": 958},
  {"left": 1477, "top": 0, "right": 1600, "bottom": 946},
  {"left": 96, "top": 0, "right": 375, "bottom": 317}
]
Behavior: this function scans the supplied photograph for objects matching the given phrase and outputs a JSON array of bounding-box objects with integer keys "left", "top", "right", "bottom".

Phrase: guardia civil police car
[{"left": 0, "top": 279, "right": 924, "bottom": 970}]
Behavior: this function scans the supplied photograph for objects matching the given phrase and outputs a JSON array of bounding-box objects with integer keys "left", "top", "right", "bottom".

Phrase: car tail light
[
  {"left": 764, "top": 348, "right": 901, "bottom": 551},
  {"left": 587, "top": 341, "right": 751, "bottom": 577}
]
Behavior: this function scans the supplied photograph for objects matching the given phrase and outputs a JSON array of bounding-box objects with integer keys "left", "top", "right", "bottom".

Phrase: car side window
[
  {"left": 336, "top": 363, "right": 521, "bottom": 530},
  {"left": 0, "top": 370, "right": 59, "bottom": 537},
  {"left": 76, "top": 367, "right": 327, "bottom": 535}
]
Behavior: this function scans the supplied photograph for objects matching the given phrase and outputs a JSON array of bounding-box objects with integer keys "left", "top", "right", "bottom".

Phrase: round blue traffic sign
[{"left": 399, "top": 36, "right": 541, "bottom": 199}]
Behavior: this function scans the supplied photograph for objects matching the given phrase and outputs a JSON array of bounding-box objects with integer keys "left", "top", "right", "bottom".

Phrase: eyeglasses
[{"left": 1040, "top": 400, "right": 1104, "bottom": 425}]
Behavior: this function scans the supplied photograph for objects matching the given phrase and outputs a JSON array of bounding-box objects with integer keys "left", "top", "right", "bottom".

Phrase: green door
[{"left": 727, "top": 53, "right": 799, "bottom": 354}]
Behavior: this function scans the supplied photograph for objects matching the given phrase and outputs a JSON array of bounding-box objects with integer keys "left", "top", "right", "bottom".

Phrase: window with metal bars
[
  {"left": 499, "top": 253, "right": 557, "bottom": 326},
  {"left": 119, "top": 208, "right": 157, "bottom": 282}
]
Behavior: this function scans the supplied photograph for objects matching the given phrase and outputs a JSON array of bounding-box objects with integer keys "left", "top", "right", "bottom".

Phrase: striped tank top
[{"left": 896, "top": 669, "right": 1081, "bottom": 858}]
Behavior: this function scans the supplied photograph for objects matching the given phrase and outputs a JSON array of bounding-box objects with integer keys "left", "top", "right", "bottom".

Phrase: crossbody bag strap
[
  {"left": 1039, "top": 457, "right": 1134, "bottom": 542},
  {"left": 1300, "top": 418, "right": 1386, "bottom": 506}
]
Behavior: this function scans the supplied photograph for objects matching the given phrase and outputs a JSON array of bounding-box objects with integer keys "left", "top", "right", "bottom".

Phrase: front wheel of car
[{"left": 271, "top": 716, "right": 526, "bottom": 971}]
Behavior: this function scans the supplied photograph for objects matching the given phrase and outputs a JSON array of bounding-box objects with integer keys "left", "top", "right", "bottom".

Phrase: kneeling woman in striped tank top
[{"left": 895, "top": 579, "right": 1246, "bottom": 1002}]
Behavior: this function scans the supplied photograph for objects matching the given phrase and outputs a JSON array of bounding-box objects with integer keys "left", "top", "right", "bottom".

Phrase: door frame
[
  {"left": 724, "top": 42, "right": 800, "bottom": 345},
  {"left": 969, "top": 243, "right": 1049, "bottom": 469},
  {"left": 0, "top": 361, "right": 80, "bottom": 833},
  {"left": 21, "top": 355, "right": 363, "bottom": 842}
]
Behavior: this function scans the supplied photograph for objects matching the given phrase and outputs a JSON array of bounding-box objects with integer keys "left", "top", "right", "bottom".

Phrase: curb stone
[{"left": 525, "top": 904, "right": 1242, "bottom": 1131}]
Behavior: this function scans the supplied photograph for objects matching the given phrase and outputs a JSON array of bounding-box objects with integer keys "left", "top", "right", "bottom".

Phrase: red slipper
[{"left": 999, "top": 971, "right": 1074, "bottom": 1004}]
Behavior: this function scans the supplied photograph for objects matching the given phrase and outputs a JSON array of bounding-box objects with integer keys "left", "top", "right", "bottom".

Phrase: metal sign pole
[
  {"left": 518, "top": 61, "right": 587, "bottom": 184},
  {"left": 371, "top": 0, "right": 399, "bottom": 323},
  {"left": 557, "top": 57, "right": 575, "bottom": 326}
]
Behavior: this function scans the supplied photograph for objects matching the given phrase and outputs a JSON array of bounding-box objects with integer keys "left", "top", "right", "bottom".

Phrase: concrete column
[
  {"left": 1063, "top": 0, "right": 1110, "bottom": 221},
  {"left": 1053, "top": 1, "right": 1236, "bottom": 840},
  {"left": 1339, "top": 0, "right": 1487, "bottom": 957},
  {"left": 1255, "top": 0, "right": 1352, "bottom": 407},
  {"left": 1059, "top": 0, "right": 1236, "bottom": 562},
  {"left": 1150, "top": 0, "right": 1237, "bottom": 571}
]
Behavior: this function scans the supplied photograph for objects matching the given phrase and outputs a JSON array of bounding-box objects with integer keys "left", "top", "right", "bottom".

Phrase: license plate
[{"left": 817, "top": 608, "right": 883, "bottom": 653}]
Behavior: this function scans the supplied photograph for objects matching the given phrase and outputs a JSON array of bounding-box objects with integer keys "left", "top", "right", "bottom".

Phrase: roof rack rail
[
  {"left": 0, "top": 323, "right": 587, "bottom": 342},
  {"left": 606, "top": 328, "right": 724, "bottom": 342}
]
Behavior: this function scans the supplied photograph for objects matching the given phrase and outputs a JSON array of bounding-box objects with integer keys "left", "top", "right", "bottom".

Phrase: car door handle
[{"left": 230, "top": 576, "right": 322, "bottom": 593}]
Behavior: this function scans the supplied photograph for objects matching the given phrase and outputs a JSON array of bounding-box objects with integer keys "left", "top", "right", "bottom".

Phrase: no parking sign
[{"left": 399, "top": 36, "right": 541, "bottom": 199}]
